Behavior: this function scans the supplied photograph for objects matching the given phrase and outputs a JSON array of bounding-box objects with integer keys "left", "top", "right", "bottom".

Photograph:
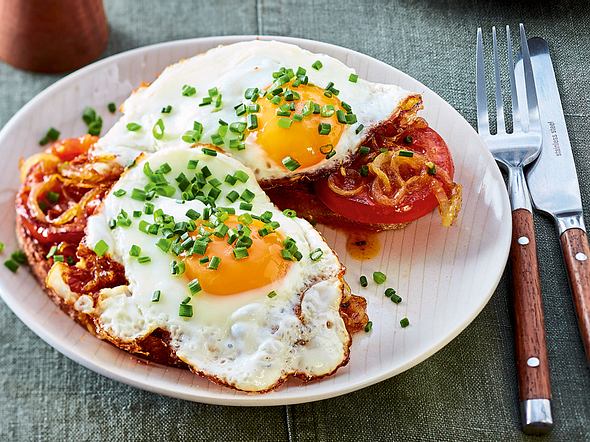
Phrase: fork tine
[
  {"left": 519, "top": 23, "right": 541, "bottom": 131},
  {"left": 505, "top": 25, "right": 521, "bottom": 132},
  {"left": 492, "top": 26, "right": 506, "bottom": 133},
  {"left": 476, "top": 28, "right": 490, "bottom": 134}
]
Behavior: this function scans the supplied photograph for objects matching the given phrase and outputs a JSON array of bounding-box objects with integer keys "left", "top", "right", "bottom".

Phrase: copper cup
[{"left": 0, "top": 0, "right": 108, "bottom": 73}]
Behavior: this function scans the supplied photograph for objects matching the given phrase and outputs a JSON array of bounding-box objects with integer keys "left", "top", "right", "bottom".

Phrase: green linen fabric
[{"left": 1, "top": 0, "right": 589, "bottom": 440}]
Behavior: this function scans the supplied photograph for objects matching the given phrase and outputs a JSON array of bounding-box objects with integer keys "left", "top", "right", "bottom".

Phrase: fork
[{"left": 476, "top": 24, "right": 553, "bottom": 435}]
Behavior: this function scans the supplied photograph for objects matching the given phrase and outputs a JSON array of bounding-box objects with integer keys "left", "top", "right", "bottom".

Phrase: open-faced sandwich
[{"left": 14, "top": 40, "right": 461, "bottom": 392}]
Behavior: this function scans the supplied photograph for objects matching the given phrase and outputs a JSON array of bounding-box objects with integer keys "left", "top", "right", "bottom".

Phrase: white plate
[{"left": 0, "top": 36, "right": 511, "bottom": 406}]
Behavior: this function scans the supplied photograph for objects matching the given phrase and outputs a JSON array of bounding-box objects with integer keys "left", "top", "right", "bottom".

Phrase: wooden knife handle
[
  {"left": 560, "top": 228, "right": 590, "bottom": 363},
  {"left": 510, "top": 209, "right": 551, "bottom": 401}
]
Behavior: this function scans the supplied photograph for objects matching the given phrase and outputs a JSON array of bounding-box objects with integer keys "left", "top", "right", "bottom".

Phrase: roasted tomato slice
[
  {"left": 315, "top": 126, "right": 456, "bottom": 225},
  {"left": 50, "top": 134, "right": 97, "bottom": 161}
]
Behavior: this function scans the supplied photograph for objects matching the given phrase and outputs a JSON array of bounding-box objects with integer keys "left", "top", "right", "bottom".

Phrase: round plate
[{"left": 0, "top": 36, "right": 511, "bottom": 406}]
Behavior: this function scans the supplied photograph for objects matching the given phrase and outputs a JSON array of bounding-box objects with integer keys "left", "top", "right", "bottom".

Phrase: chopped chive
[
  {"left": 46, "top": 191, "right": 60, "bottom": 203},
  {"left": 359, "top": 165, "right": 369, "bottom": 177},
  {"left": 199, "top": 257, "right": 210, "bottom": 264},
  {"left": 391, "top": 293, "right": 402, "bottom": 304},
  {"left": 373, "top": 271, "right": 387, "bottom": 284},
  {"left": 138, "top": 256, "right": 151, "bottom": 264},
  {"left": 282, "top": 209, "right": 297, "bottom": 218},
  {"left": 108, "top": 102, "right": 117, "bottom": 113},
  {"left": 278, "top": 118, "right": 292, "bottom": 129},
  {"left": 0, "top": 242, "right": 4, "bottom": 253},
  {"left": 93, "top": 240, "right": 109, "bottom": 257},
  {"left": 188, "top": 278, "right": 202, "bottom": 294},
  {"left": 364, "top": 321, "right": 373, "bottom": 332},
  {"left": 345, "top": 113, "right": 357, "bottom": 124},
  {"left": 400, "top": 317, "right": 410, "bottom": 328},
  {"left": 208, "top": 256, "right": 221, "bottom": 270},
  {"left": 325, "top": 150, "right": 336, "bottom": 159},
  {"left": 355, "top": 124, "right": 364, "bottom": 135},
  {"left": 202, "top": 147, "right": 217, "bottom": 156},
  {"left": 267, "top": 290, "right": 278, "bottom": 298},
  {"left": 244, "top": 87, "right": 258, "bottom": 99},
  {"left": 126, "top": 122, "right": 142, "bottom": 132},
  {"left": 310, "top": 248, "right": 323, "bottom": 261},
  {"left": 187, "top": 159, "right": 199, "bottom": 169},
  {"left": 4, "top": 259, "right": 19, "bottom": 273},
  {"left": 336, "top": 110, "right": 347, "bottom": 124},
  {"left": 398, "top": 150, "right": 414, "bottom": 158},
  {"left": 156, "top": 238, "right": 172, "bottom": 253},
  {"left": 199, "top": 97, "right": 212, "bottom": 106},
  {"left": 179, "top": 304, "right": 193, "bottom": 317},
  {"left": 349, "top": 73, "right": 359, "bottom": 83},
  {"left": 53, "top": 255, "right": 64, "bottom": 262},
  {"left": 182, "top": 84, "right": 197, "bottom": 97},
  {"left": 360, "top": 275, "right": 368, "bottom": 287},
  {"left": 129, "top": 245, "right": 141, "bottom": 257},
  {"left": 46, "top": 245, "right": 57, "bottom": 258},
  {"left": 131, "top": 188, "right": 147, "bottom": 201},
  {"left": 426, "top": 162, "right": 437, "bottom": 176},
  {"left": 210, "top": 134, "right": 224, "bottom": 146},
  {"left": 234, "top": 170, "right": 249, "bottom": 183},
  {"left": 239, "top": 202, "right": 253, "bottom": 211},
  {"left": 240, "top": 189, "right": 255, "bottom": 203},
  {"left": 151, "top": 290, "right": 161, "bottom": 302},
  {"left": 11, "top": 251, "right": 26, "bottom": 264},
  {"left": 152, "top": 118, "right": 165, "bottom": 140},
  {"left": 226, "top": 190, "right": 240, "bottom": 202},
  {"left": 161, "top": 105, "right": 172, "bottom": 114},
  {"left": 113, "top": 189, "right": 126, "bottom": 197},
  {"left": 359, "top": 146, "right": 371, "bottom": 155},
  {"left": 318, "top": 123, "right": 331, "bottom": 135},
  {"left": 247, "top": 114, "right": 258, "bottom": 130},
  {"left": 186, "top": 209, "right": 200, "bottom": 220},
  {"left": 312, "top": 60, "right": 323, "bottom": 70},
  {"left": 320, "top": 104, "right": 335, "bottom": 117},
  {"left": 282, "top": 156, "right": 300, "bottom": 171},
  {"left": 229, "top": 122, "right": 247, "bottom": 134},
  {"left": 233, "top": 247, "right": 249, "bottom": 260},
  {"left": 224, "top": 174, "right": 237, "bottom": 185}
]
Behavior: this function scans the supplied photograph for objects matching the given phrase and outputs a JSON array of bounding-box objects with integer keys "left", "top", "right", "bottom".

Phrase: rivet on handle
[
  {"left": 575, "top": 252, "right": 587, "bottom": 262},
  {"left": 527, "top": 357, "right": 540, "bottom": 367},
  {"left": 518, "top": 236, "right": 530, "bottom": 245}
]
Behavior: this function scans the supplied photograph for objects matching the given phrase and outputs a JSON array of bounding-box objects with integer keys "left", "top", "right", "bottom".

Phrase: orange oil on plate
[{"left": 345, "top": 230, "right": 382, "bottom": 260}]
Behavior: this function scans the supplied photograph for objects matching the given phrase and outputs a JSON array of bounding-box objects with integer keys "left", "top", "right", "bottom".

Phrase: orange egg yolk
[
  {"left": 254, "top": 82, "right": 345, "bottom": 169},
  {"left": 183, "top": 216, "right": 291, "bottom": 296}
]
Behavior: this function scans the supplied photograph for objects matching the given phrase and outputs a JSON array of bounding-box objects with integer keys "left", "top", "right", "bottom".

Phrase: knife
[{"left": 517, "top": 37, "right": 590, "bottom": 364}]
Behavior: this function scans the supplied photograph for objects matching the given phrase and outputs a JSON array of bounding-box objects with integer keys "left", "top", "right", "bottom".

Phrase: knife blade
[{"left": 517, "top": 37, "right": 590, "bottom": 363}]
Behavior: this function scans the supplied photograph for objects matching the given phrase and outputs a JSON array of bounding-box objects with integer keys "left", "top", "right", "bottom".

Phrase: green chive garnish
[
  {"left": 129, "top": 245, "right": 141, "bottom": 257},
  {"left": 364, "top": 321, "right": 373, "bottom": 333},
  {"left": 349, "top": 73, "right": 359, "bottom": 83},
  {"left": 113, "top": 189, "right": 126, "bottom": 197},
  {"left": 359, "top": 146, "right": 371, "bottom": 155},
  {"left": 398, "top": 150, "right": 414, "bottom": 157},
  {"left": 161, "top": 105, "right": 172, "bottom": 114},
  {"left": 355, "top": 124, "right": 364, "bottom": 134},
  {"left": 373, "top": 271, "right": 386, "bottom": 284},
  {"left": 318, "top": 123, "right": 331, "bottom": 135},
  {"left": 400, "top": 317, "right": 410, "bottom": 328},
  {"left": 179, "top": 304, "right": 193, "bottom": 317},
  {"left": 202, "top": 147, "right": 217, "bottom": 156},
  {"left": 267, "top": 290, "right": 278, "bottom": 298},
  {"left": 360, "top": 275, "right": 368, "bottom": 287},
  {"left": 46, "top": 191, "right": 60, "bottom": 203},
  {"left": 234, "top": 170, "right": 249, "bottom": 183},
  {"left": 182, "top": 84, "right": 197, "bottom": 97},
  {"left": 282, "top": 209, "right": 296, "bottom": 218},
  {"left": 93, "top": 240, "right": 109, "bottom": 257},
  {"left": 151, "top": 290, "right": 161, "bottom": 302},
  {"left": 233, "top": 247, "right": 249, "bottom": 260},
  {"left": 310, "top": 248, "right": 323, "bottom": 261},
  {"left": 152, "top": 118, "right": 165, "bottom": 140},
  {"left": 312, "top": 60, "right": 323, "bottom": 70},
  {"left": 282, "top": 156, "right": 300, "bottom": 171},
  {"left": 4, "top": 259, "right": 19, "bottom": 273},
  {"left": 138, "top": 256, "right": 151, "bottom": 264},
  {"left": 208, "top": 256, "right": 221, "bottom": 270},
  {"left": 126, "top": 122, "right": 142, "bottom": 132},
  {"left": 188, "top": 278, "right": 202, "bottom": 294}
]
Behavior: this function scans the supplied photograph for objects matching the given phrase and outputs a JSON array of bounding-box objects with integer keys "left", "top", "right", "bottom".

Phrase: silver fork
[{"left": 476, "top": 24, "right": 553, "bottom": 435}]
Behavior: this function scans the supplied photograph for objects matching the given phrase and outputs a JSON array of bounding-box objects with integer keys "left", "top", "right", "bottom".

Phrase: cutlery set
[{"left": 476, "top": 24, "right": 590, "bottom": 435}]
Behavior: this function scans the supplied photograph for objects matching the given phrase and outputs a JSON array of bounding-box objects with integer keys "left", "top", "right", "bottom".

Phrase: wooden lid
[{"left": 0, "top": 0, "right": 108, "bottom": 73}]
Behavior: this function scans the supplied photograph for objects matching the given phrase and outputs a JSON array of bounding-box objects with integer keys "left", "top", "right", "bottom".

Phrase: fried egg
[
  {"left": 95, "top": 40, "right": 413, "bottom": 183},
  {"left": 71, "top": 145, "right": 349, "bottom": 392}
]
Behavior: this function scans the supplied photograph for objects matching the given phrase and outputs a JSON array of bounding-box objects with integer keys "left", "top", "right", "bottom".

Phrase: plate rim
[{"left": 0, "top": 34, "right": 511, "bottom": 406}]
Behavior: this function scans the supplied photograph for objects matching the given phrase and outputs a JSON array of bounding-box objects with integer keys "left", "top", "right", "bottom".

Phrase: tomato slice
[
  {"left": 50, "top": 135, "right": 97, "bottom": 161},
  {"left": 315, "top": 126, "right": 455, "bottom": 225}
]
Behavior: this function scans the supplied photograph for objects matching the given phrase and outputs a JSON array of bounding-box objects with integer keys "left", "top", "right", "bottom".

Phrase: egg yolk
[
  {"left": 254, "top": 83, "right": 345, "bottom": 169},
  {"left": 183, "top": 216, "right": 291, "bottom": 296}
]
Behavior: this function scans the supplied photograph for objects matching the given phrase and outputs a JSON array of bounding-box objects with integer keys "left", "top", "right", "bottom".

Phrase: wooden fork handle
[
  {"left": 560, "top": 228, "right": 590, "bottom": 364},
  {"left": 510, "top": 209, "right": 552, "bottom": 434}
]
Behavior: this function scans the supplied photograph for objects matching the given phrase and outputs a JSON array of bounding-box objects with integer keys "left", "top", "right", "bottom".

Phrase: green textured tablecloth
[{"left": 1, "top": 1, "right": 589, "bottom": 440}]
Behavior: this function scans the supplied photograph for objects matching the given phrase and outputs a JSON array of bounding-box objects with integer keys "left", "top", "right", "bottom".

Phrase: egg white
[
  {"left": 74, "top": 145, "right": 350, "bottom": 392},
  {"left": 94, "top": 40, "right": 413, "bottom": 181}
]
